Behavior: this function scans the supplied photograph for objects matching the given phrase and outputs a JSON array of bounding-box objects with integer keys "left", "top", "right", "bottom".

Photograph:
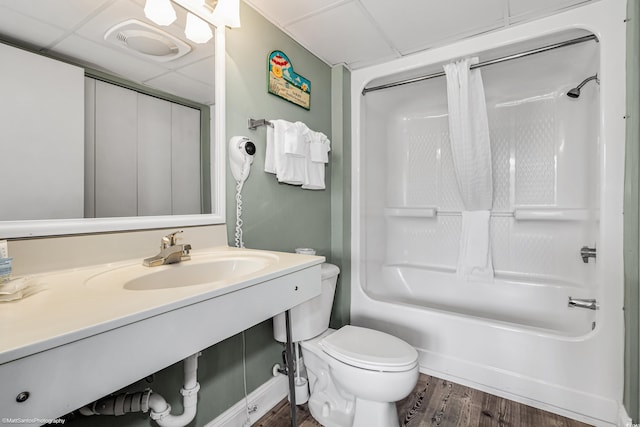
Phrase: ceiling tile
[
  {"left": 176, "top": 56, "right": 216, "bottom": 87},
  {"left": 72, "top": 0, "right": 214, "bottom": 69},
  {"left": 74, "top": 0, "right": 161, "bottom": 42},
  {"left": 52, "top": 34, "right": 168, "bottom": 83},
  {"left": 0, "top": 5, "right": 67, "bottom": 47},
  {"left": 0, "top": 0, "right": 113, "bottom": 32},
  {"left": 360, "top": 0, "right": 505, "bottom": 55},
  {"left": 145, "top": 72, "right": 215, "bottom": 105},
  {"left": 244, "top": 0, "right": 347, "bottom": 26},
  {"left": 285, "top": 2, "right": 396, "bottom": 66},
  {"left": 509, "top": 0, "right": 590, "bottom": 20}
]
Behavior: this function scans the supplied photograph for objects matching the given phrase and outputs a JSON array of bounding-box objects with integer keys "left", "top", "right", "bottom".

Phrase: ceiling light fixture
[
  {"left": 144, "top": 0, "right": 177, "bottom": 26},
  {"left": 185, "top": 12, "right": 213, "bottom": 43},
  {"left": 171, "top": 0, "right": 241, "bottom": 29},
  {"left": 144, "top": 0, "right": 239, "bottom": 44},
  {"left": 210, "top": 0, "right": 240, "bottom": 28}
]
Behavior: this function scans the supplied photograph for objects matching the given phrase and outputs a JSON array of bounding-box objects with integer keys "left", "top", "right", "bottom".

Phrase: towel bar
[{"left": 248, "top": 118, "right": 273, "bottom": 130}]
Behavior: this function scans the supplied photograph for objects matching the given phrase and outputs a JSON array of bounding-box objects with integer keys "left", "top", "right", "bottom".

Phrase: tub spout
[{"left": 568, "top": 297, "right": 598, "bottom": 310}]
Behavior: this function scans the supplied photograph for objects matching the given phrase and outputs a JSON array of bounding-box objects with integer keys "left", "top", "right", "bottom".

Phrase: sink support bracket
[{"left": 284, "top": 310, "right": 297, "bottom": 427}]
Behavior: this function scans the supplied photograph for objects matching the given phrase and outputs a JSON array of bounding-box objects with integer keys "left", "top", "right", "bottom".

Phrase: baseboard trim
[{"left": 204, "top": 375, "right": 288, "bottom": 427}]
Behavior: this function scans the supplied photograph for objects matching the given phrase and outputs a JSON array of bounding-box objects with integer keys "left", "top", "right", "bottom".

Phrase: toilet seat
[{"left": 320, "top": 325, "right": 418, "bottom": 372}]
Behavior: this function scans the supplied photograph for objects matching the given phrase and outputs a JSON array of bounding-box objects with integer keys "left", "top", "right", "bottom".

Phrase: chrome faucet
[{"left": 143, "top": 231, "right": 192, "bottom": 267}]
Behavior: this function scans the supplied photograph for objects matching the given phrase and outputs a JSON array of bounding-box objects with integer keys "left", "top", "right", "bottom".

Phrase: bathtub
[{"left": 350, "top": 2, "right": 626, "bottom": 426}]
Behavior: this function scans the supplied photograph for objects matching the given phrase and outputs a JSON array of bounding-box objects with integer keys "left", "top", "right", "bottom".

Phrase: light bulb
[
  {"left": 211, "top": 0, "right": 240, "bottom": 28},
  {"left": 144, "top": 0, "right": 177, "bottom": 26},
  {"left": 185, "top": 12, "right": 213, "bottom": 44}
]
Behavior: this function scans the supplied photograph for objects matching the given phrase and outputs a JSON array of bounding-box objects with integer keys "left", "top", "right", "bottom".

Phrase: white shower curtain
[{"left": 443, "top": 57, "right": 494, "bottom": 281}]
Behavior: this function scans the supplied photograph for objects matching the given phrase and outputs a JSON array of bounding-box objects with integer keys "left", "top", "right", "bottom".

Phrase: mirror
[{"left": 0, "top": 0, "right": 225, "bottom": 238}]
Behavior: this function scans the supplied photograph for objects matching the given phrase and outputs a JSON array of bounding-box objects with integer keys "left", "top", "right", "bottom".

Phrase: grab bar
[{"left": 568, "top": 297, "right": 599, "bottom": 310}]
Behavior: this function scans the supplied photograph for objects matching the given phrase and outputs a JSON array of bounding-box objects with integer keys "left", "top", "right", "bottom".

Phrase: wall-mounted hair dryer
[
  {"left": 229, "top": 136, "right": 256, "bottom": 183},
  {"left": 229, "top": 136, "right": 256, "bottom": 249}
]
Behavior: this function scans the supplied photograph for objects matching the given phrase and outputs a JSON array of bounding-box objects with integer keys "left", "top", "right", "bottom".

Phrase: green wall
[
  {"left": 624, "top": 0, "right": 640, "bottom": 422},
  {"left": 225, "top": 2, "right": 332, "bottom": 255},
  {"left": 330, "top": 65, "right": 352, "bottom": 329},
  {"left": 68, "top": 2, "right": 335, "bottom": 426}
]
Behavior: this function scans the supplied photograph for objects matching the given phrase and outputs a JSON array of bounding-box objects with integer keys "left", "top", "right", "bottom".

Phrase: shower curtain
[{"left": 443, "top": 57, "right": 494, "bottom": 281}]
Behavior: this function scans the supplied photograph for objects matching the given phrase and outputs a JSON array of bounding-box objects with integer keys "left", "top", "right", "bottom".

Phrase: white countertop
[{"left": 0, "top": 245, "right": 324, "bottom": 365}]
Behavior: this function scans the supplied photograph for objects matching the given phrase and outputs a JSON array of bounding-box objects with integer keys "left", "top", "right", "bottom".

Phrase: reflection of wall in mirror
[
  {"left": 0, "top": 42, "right": 84, "bottom": 221},
  {"left": 0, "top": 42, "right": 206, "bottom": 222},
  {"left": 85, "top": 78, "right": 202, "bottom": 218}
]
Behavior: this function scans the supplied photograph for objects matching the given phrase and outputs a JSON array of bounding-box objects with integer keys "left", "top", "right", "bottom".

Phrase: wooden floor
[{"left": 254, "top": 374, "right": 593, "bottom": 427}]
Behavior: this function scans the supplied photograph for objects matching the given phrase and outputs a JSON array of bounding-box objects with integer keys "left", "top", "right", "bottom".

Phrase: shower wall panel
[{"left": 365, "top": 40, "right": 600, "bottom": 310}]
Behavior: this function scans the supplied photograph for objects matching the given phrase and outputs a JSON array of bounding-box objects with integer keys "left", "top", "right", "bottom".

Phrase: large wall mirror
[{"left": 0, "top": 0, "right": 227, "bottom": 238}]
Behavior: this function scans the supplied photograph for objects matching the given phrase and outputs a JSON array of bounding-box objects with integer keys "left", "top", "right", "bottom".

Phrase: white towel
[
  {"left": 284, "top": 121, "right": 307, "bottom": 157},
  {"left": 279, "top": 122, "right": 306, "bottom": 185},
  {"left": 444, "top": 57, "right": 494, "bottom": 280},
  {"left": 303, "top": 129, "right": 330, "bottom": 190},
  {"left": 264, "top": 119, "right": 284, "bottom": 174},
  {"left": 309, "top": 135, "right": 330, "bottom": 163},
  {"left": 265, "top": 119, "right": 306, "bottom": 185},
  {"left": 457, "top": 211, "right": 493, "bottom": 281}
]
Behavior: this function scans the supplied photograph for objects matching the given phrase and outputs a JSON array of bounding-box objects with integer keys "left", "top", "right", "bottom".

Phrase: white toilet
[{"left": 273, "top": 263, "right": 419, "bottom": 427}]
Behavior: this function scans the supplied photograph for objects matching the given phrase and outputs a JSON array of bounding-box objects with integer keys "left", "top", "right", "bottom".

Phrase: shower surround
[{"left": 350, "top": 1, "right": 626, "bottom": 426}]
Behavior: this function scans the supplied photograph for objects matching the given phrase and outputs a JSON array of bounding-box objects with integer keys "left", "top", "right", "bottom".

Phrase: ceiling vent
[{"left": 104, "top": 19, "right": 191, "bottom": 62}]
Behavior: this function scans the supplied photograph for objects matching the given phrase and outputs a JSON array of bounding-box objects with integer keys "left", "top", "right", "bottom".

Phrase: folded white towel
[
  {"left": 309, "top": 133, "right": 330, "bottom": 163},
  {"left": 265, "top": 119, "right": 306, "bottom": 185},
  {"left": 284, "top": 122, "right": 307, "bottom": 157},
  {"left": 278, "top": 121, "right": 306, "bottom": 185},
  {"left": 303, "top": 129, "right": 330, "bottom": 190},
  {"left": 264, "top": 120, "right": 279, "bottom": 174},
  {"left": 265, "top": 120, "right": 330, "bottom": 190},
  {"left": 457, "top": 210, "right": 493, "bottom": 281}
]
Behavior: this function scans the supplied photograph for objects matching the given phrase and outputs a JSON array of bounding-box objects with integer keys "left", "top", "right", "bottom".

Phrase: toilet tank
[{"left": 273, "top": 263, "right": 340, "bottom": 343}]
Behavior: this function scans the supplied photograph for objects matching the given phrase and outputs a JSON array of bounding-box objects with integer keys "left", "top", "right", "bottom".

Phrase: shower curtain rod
[{"left": 361, "top": 34, "right": 598, "bottom": 95}]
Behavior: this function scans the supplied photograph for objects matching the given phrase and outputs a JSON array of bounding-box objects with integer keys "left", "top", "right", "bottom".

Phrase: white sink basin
[{"left": 85, "top": 252, "right": 278, "bottom": 291}]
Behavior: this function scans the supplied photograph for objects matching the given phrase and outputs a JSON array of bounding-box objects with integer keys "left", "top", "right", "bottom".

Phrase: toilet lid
[{"left": 320, "top": 325, "right": 418, "bottom": 372}]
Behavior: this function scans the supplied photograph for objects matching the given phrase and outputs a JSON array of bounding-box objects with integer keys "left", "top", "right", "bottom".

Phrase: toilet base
[{"left": 352, "top": 398, "right": 399, "bottom": 427}]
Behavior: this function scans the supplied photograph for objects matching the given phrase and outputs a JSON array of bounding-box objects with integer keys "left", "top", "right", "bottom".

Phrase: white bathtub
[{"left": 350, "top": 2, "right": 626, "bottom": 426}]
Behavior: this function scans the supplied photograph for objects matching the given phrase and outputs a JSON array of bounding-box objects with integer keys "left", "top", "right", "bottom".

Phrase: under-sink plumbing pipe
[{"left": 79, "top": 352, "right": 201, "bottom": 427}]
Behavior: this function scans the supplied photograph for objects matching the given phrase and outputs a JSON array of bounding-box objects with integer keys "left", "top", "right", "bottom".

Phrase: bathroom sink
[{"left": 85, "top": 252, "right": 278, "bottom": 291}]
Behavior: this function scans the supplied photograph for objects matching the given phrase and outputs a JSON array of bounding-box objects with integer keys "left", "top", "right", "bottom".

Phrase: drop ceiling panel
[
  {"left": 509, "top": 0, "right": 590, "bottom": 20},
  {"left": 0, "top": 0, "right": 112, "bottom": 32},
  {"left": 285, "top": 2, "right": 396, "bottom": 66},
  {"left": 243, "top": 0, "right": 347, "bottom": 26},
  {"left": 360, "top": 0, "right": 505, "bottom": 55},
  {"left": 52, "top": 34, "right": 168, "bottom": 83},
  {"left": 74, "top": 0, "right": 160, "bottom": 43},
  {"left": 0, "top": 5, "right": 67, "bottom": 47},
  {"left": 177, "top": 56, "right": 216, "bottom": 87},
  {"left": 145, "top": 71, "right": 214, "bottom": 105},
  {"left": 72, "top": 0, "right": 212, "bottom": 70}
]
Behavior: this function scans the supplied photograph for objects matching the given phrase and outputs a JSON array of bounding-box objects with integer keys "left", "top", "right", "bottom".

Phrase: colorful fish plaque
[{"left": 268, "top": 50, "right": 311, "bottom": 110}]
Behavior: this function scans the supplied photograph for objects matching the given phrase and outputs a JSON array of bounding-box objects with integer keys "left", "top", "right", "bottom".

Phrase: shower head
[{"left": 567, "top": 74, "right": 599, "bottom": 98}]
